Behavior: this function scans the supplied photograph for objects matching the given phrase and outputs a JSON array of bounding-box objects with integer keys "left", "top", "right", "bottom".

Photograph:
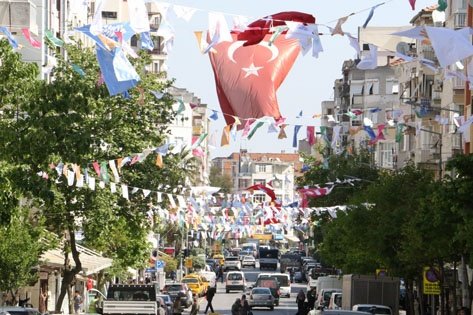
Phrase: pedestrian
[
  {"left": 296, "top": 289, "right": 305, "bottom": 314},
  {"left": 231, "top": 298, "right": 242, "bottom": 315},
  {"left": 88, "top": 294, "right": 99, "bottom": 314},
  {"left": 73, "top": 290, "right": 83, "bottom": 315},
  {"left": 38, "top": 288, "right": 48, "bottom": 314},
  {"left": 217, "top": 267, "right": 224, "bottom": 283},
  {"left": 204, "top": 286, "right": 216, "bottom": 314},
  {"left": 170, "top": 270, "right": 176, "bottom": 281},
  {"left": 190, "top": 295, "right": 199, "bottom": 315},
  {"left": 307, "top": 287, "right": 316, "bottom": 310},
  {"left": 240, "top": 295, "right": 251, "bottom": 315},
  {"left": 289, "top": 268, "right": 295, "bottom": 283}
]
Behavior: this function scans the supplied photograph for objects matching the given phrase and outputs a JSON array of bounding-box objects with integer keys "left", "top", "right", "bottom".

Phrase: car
[
  {"left": 162, "top": 283, "right": 193, "bottom": 308},
  {"left": 225, "top": 271, "right": 247, "bottom": 293},
  {"left": 239, "top": 249, "right": 254, "bottom": 261},
  {"left": 248, "top": 287, "right": 275, "bottom": 310},
  {"left": 328, "top": 292, "right": 342, "bottom": 310},
  {"left": 258, "top": 273, "right": 291, "bottom": 298},
  {"left": 322, "top": 311, "right": 371, "bottom": 315},
  {"left": 352, "top": 304, "right": 392, "bottom": 315},
  {"left": 241, "top": 255, "right": 256, "bottom": 268},
  {"left": 182, "top": 274, "right": 208, "bottom": 297},
  {"left": 316, "top": 289, "right": 343, "bottom": 309},
  {"left": 224, "top": 256, "right": 241, "bottom": 271},
  {"left": 206, "top": 259, "right": 218, "bottom": 271},
  {"left": 253, "top": 276, "right": 280, "bottom": 306},
  {"left": 0, "top": 307, "right": 41, "bottom": 315},
  {"left": 213, "top": 254, "right": 225, "bottom": 266},
  {"left": 157, "top": 294, "right": 173, "bottom": 315}
]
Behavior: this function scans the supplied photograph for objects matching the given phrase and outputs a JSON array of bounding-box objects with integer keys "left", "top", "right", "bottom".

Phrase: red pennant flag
[
  {"left": 208, "top": 13, "right": 315, "bottom": 126},
  {"left": 246, "top": 184, "right": 277, "bottom": 202},
  {"left": 92, "top": 161, "right": 101, "bottom": 177},
  {"left": 298, "top": 186, "right": 333, "bottom": 208},
  {"left": 409, "top": 0, "right": 416, "bottom": 10},
  {"left": 307, "top": 126, "right": 316, "bottom": 146},
  {"left": 21, "top": 28, "right": 41, "bottom": 48}
]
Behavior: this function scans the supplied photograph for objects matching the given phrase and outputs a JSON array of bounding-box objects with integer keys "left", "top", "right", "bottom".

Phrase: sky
[{"left": 163, "top": 0, "right": 436, "bottom": 158}]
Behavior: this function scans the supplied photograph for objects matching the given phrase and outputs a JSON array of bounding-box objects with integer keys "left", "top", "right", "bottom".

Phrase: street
[{"left": 183, "top": 264, "right": 302, "bottom": 315}]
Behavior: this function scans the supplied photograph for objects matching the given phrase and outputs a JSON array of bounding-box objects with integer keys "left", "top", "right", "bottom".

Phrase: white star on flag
[{"left": 242, "top": 63, "right": 263, "bottom": 78}]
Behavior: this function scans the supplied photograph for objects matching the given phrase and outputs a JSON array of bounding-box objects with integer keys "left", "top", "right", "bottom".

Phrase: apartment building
[{"left": 212, "top": 150, "right": 303, "bottom": 205}]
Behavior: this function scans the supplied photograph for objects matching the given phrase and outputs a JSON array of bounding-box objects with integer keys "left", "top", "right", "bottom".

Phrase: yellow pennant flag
[
  {"left": 221, "top": 125, "right": 232, "bottom": 146},
  {"left": 155, "top": 153, "right": 163, "bottom": 168},
  {"left": 116, "top": 158, "right": 123, "bottom": 173},
  {"left": 278, "top": 124, "right": 287, "bottom": 139},
  {"left": 194, "top": 31, "right": 204, "bottom": 53},
  {"left": 97, "top": 34, "right": 119, "bottom": 50},
  {"left": 233, "top": 116, "right": 242, "bottom": 127}
]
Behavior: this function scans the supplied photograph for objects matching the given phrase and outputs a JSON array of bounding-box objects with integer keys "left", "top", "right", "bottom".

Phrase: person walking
[
  {"left": 73, "top": 290, "right": 83, "bottom": 315},
  {"left": 307, "top": 287, "right": 316, "bottom": 310},
  {"left": 217, "top": 267, "right": 224, "bottom": 283},
  {"left": 296, "top": 289, "right": 306, "bottom": 315},
  {"left": 240, "top": 295, "right": 251, "bottom": 315},
  {"left": 190, "top": 295, "right": 199, "bottom": 315},
  {"left": 204, "top": 286, "right": 216, "bottom": 314},
  {"left": 88, "top": 294, "right": 99, "bottom": 314},
  {"left": 231, "top": 298, "right": 241, "bottom": 315}
]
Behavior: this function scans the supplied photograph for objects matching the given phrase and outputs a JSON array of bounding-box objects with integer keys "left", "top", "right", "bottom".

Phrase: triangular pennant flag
[
  {"left": 21, "top": 28, "right": 41, "bottom": 48},
  {"left": 45, "top": 30, "right": 64, "bottom": 47},
  {"left": 307, "top": 126, "right": 316, "bottom": 146},
  {"left": 363, "top": 3, "right": 384, "bottom": 29},
  {"left": 109, "top": 160, "right": 120, "bottom": 183},
  {"left": 209, "top": 110, "right": 219, "bottom": 121},
  {"left": 100, "top": 161, "right": 109, "bottom": 183},
  {"left": 142, "top": 189, "right": 151, "bottom": 198},
  {"left": 248, "top": 121, "right": 265, "bottom": 140},
  {"left": 0, "top": 27, "right": 19, "bottom": 49},
  {"left": 155, "top": 154, "right": 163, "bottom": 168},
  {"left": 167, "top": 194, "right": 177, "bottom": 208},
  {"left": 110, "top": 182, "right": 117, "bottom": 193},
  {"left": 173, "top": 5, "right": 197, "bottom": 22},
  {"left": 268, "top": 123, "right": 279, "bottom": 133},
  {"left": 176, "top": 99, "right": 185, "bottom": 114},
  {"left": 92, "top": 161, "right": 101, "bottom": 177},
  {"left": 331, "top": 15, "right": 351, "bottom": 36},
  {"left": 278, "top": 125, "right": 288, "bottom": 139},
  {"left": 121, "top": 184, "right": 129, "bottom": 200},
  {"left": 194, "top": 31, "right": 205, "bottom": 53},
  {"left": 242, "top": 119, "right": 254, "bottom": 138},
  {"left": 221, "top": 125, "right": 231, "bottom": 146},
  {"left": 409, "top": 0, "right": 416, "bottom": 10}
]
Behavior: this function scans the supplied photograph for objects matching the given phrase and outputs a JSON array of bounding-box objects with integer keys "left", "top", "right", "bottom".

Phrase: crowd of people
[
  {"left": 231, "top": 295, "right": 252, "bottom": 315},
  {"left": 296, "top": 288, "right": 317, "bottom": 315}
]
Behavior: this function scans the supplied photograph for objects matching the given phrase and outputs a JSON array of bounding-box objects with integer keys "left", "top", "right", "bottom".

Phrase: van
[
  {"left": 316, "top": 289, "right": 342, "bottom": 309},
  {"left": 328, "top": 292, "right": 342, "bottom": 310},
  {"left": 258, "top": 273, "right": 291, "bottom": 298},
  {"left": 225, "top": 271, "right": 246, "bottom": 293}
]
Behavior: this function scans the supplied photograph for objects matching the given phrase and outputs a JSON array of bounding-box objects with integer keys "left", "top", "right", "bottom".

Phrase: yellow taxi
[
  {"left": 182, "top": 274, "right": 208, "bottom": 297},
  {"left": 212, "top": 254, "right": 225, "bottom": 266}
]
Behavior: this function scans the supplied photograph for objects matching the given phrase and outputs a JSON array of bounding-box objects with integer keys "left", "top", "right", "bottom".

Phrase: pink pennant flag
[
  {"left": 242, "top": 119, "right": 255, "bottom": 138},
  {"left": 409, "top": 0, "right": 416, "bottom": 10},
  {"left": 21, "top": 28, "right": 41, "bottom": 48},
  {"left": 307, "top": 126, "right": 316, "bottom": 146},
  {"left": 92, "top": 161, "right": 101, "bottom": 177},
  {"left": 192, "top": 147, "right": 205, "bottom": 158},
  {"left": 189, "top": 103, "right": 199, "bottom": 109},
  {"left": 376, "top": 124, "right": 386, "bottom": 141},
  {"left": 331, "top": 15, "right": 351, "bottom": 36}
]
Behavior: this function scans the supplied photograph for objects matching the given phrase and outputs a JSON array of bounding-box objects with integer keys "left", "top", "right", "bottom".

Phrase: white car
[
  {"left": 224, "top": 256, "right": 241, "bottom": 271},
  {"left": 242, "top": 255, "right": 256, "bottom": 268},
  {"left": 352, "top": 304, "right": 392, "bottom": 315}
]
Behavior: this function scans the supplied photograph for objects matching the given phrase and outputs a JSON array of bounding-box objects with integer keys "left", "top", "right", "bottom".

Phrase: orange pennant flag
[
  {"left": 155, "top": 153, "right": 163, "bottom": 168},
  {"left": 278, "top": 124, "right": 287, "bottom": 139},
  {"left": 116, "top": 158, "right": 123, "bottom": 173},
  {"left": 194, "top": 31, "right": 204, "bottom": 53},
  {"left": 221, "top": 125, "right": 232, "bottom": 146},
  {"left": 97, "top": 34, "right": 119, "bottom": 50}
]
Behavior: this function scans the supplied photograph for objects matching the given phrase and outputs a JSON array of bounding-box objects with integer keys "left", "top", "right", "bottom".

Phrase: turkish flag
[
  {"left": 209, "top": 33, "right": 300, "bottom": 126},
  {"left": 298, "top": 186, "right": 334, "bottom": 208}
]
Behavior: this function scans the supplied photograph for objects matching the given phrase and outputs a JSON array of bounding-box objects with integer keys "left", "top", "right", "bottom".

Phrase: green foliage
[
  {"left": 161, "top": 255, "right": 178, "bottom": 274},
  {"left": 189, "top": 255, "right": 205, "bottom": 270},
  {"left": 209, "top": 166, "right": 233, "bottom": 194}
]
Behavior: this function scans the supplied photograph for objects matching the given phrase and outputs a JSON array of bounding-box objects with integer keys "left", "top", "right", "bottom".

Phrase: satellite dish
[{"left": 396, "top": 42, "right": 410, "bottom": 56}]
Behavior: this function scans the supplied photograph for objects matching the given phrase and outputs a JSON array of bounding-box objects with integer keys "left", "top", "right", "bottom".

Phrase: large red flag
[{"left": 208, "top": 12, "right": 315, "bottom": 126}]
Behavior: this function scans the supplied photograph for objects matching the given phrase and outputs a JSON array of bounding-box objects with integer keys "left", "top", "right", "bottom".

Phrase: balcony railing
[{"left": 454, "top": 12, "right": 467, "bottom": 29}]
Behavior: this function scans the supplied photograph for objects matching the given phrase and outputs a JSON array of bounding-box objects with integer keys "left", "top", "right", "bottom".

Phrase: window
[
  {"left": 253, "top": 194, "right": 265, "bottom": 203},
  {"left": 130, "top": 35, "right": 138, "bottom": 47},
  {"left": 379, "top": 142, "right": 395, "bottom": 168},
  {"left": 386, "top": 78, "right": 398, "bottom": 95},
  {"left": 152, "top": 62, "right": 160, "bottom": 73},
  {"left": 350, "top": 82, "right": 364, "bottom": 96},
  {"left": 253, "top": 179, "right": 265, "bottom": 185},
  {"left": 256, "top": 164, "right": 267, "bottom": 173},
  {"left": 365, "top": 79, "right": 379, "bottom": 95},
  {"left": 238, "top": 179, "right": 250, "bottom": 189}
]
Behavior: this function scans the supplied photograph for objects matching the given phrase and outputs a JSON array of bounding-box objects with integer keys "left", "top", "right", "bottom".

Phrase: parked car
[
  {"left": 162, "top": 283, "right": 193, "bottom": 308},
  {"left": 225, "top": 271, "right": 247, "bottom": 293},
  {"left": 0, "top": 307, "right": 41, "bottom": 315},
  {"left": 352, "top": 304, "right": 392, "bottom": 315},
  {"left": 242, "top": 255, "right": 256, "bottom": 268},
  {"left": 224, "top": 256, "right": 242, "bottom": 271},
  {"left": 157, "top": 294, "right": 173, "bottom": 315},
  {"left": 322, "top": 311, "right": 371, "bottom": 315},
  {"left": 248, "top": 287, "right": 275, "bottom": 310}
]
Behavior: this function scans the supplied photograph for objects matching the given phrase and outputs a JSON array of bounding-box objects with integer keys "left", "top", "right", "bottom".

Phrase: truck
[
  {"left": 103, "top": 284, "right": 160, "bottom": 315},
  {"left": 313, "top": 275, "right": 343, "bottom": 309},
  {"left": 279, "top": 253, "right": 301, "bottom": 273},
  {"left": 259, "top": 248, "right": 279, "bottom": 270},
  {"left": 342, "top": 274, "right": 400, "bottom": 315}
]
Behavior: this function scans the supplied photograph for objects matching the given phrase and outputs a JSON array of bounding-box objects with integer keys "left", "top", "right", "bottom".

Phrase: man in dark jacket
[{"left": 204, "top": 286, "right": 216, "bottom": 314}]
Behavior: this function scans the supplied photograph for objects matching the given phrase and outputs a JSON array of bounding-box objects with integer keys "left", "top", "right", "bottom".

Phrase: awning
[
  {"left": 41, "top": 244, "right": 112, "bottom": 276},
  {"left": 284, "top": 234, "right": 300, "bottom": 243}
]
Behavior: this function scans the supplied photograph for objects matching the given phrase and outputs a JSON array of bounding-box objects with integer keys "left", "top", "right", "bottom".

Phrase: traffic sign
[
  {"left": 185, "top": 258, "right": 193, "bottom": 268},
  {"left": 155, "top": 260, "right": 165, "bottom": 269}
]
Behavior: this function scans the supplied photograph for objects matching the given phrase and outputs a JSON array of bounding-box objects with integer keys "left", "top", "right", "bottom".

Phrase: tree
[
  {"left": 209, "top": 165, "right": 232, "bottom": 193},
  {"left": 0, "top": 39, "right": 189, "bottom": 312}
]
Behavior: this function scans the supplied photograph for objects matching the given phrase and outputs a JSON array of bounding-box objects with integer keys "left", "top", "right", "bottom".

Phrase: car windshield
[
  {"left": 252, "top": 288, "right": 270, "bottom": 294},
  {"left": 256, "top": 279, "right": 277, "bottom": 288},
  {"left": 228, "top": 273, "right": 242, "bottom": 280},
  {"left": 357, "top": 307, "right": 391, "bottom": 315},
  {"left": 226, "top": 257, "right": 238, "bottom": 261},
  {"left": 272, "top": 275, "right": 289, "bottom": 286},
  {"left": 182, "top": 278, "right": 198, "bottom": 283},
  {"left": 157, "top": 295, "right": 171, "bottom": 303},
  {"left": 243, "top": 256, "right": 253, "bottom": 260},
  {"left": 165, "top": 285, "right": 184, "bottom": 291}
]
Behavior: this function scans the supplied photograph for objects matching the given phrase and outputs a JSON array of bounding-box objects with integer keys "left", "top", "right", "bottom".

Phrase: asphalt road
[{"left": 183, "top": 263, "right": 305, "bottom": 315}]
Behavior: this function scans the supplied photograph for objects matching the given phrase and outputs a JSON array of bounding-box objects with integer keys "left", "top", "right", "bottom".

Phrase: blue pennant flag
[
  {"left": 96, "top": 46, "right": 140, "bottom": 96},
  {"left": 293, "top": 125, "right": 302, "bottom": 148},
  {"left": 140, "top": 31, "right": 154, "bottom": 51},
  {"left": 0, "top": 27, "right": 18, "bottom": 49},
  {"left": 209, "top": 110, "right": 219, "bottom": 121},
  {"left": 363, "top": 125, "right": 376, "bottom": 140},
  {"left": 76, "top": 23, "right": 136, "bottom": 50}
]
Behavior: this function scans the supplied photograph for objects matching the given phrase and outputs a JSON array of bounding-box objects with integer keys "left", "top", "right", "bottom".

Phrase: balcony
[{"left": 454, "top": 12, "right": 467, "bottom": 29}]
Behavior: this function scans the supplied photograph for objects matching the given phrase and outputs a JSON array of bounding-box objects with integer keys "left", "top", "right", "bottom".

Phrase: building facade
[{"left": 212, "top": 151, "right": 303, "bottom": 205}]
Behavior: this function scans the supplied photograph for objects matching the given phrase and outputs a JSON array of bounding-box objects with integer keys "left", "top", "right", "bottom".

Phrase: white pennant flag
[
  {"left": 208, "top": 12, "right": 232, "bottom": 44},
  {"left": 76, "top": 174, "right": 84, "bottom": 188},
  {"left": 110, "top": 182, "right": 117, "bottom": 193},
  {"left": 177, "top": 195, "right": 187, "bottom": 208},
  {"left": 357, "top": 44, "right": 378, "bottom": 70},
  {"left": 142, "top": 189, "right": 151, "bottom": 198},
  {"left": 99, "top": 181, "right": 105, "bottom": 189},
  {"left": 88, "top": 177, "right": 96, "bottom": 191},
  {"left": 173, "top": 5, "right": 197, "bottom": 22},
  {"left": 128, "top": 0, "right": 150, "bottom": 33},
  {"left": 109, "top": 160, "right": 120, "bottom": 183},
  {"left": 121, "top": 184, "right": 129, "bottom": 200},
  {"left": 167, "top": 194, "right": 177, "bottom": 208},
  {"left": 67, "top": 170, "right": 75, "bottom": 186},
  {"left": 90, "top": 0, "right": 106, "bottom": 35},
  {"left": 157, "top": 192, "right": 162, "bottom": 203}
]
